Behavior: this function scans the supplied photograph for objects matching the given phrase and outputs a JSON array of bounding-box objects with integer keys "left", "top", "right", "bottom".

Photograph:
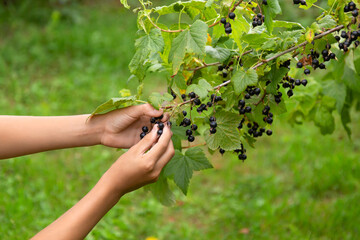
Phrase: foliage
[{"left": 90, "top": 0, "right": 360, "bottom": 205}]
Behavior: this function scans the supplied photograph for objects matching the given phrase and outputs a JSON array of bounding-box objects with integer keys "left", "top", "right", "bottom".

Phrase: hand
[
  {"left": 100, "top": 122, "right": 174, "bottom": 196},
  {"left": 94, "top": 104, "right": 169, "bottom": 149}
]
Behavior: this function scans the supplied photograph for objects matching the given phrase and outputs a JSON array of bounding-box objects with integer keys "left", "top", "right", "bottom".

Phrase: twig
[
  {"left": 187, "top": 62, "right": 222, "bottom": 71},
  {"left": 251, "top": 25, "right": 344, "bottom": 69}
]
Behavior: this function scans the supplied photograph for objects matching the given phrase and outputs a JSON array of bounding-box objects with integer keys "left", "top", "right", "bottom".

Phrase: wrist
[{"left": 79, "top": 114, "right": 106, "bottom": 146}]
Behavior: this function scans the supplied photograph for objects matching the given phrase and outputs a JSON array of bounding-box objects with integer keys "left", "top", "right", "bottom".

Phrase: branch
[{"left": 251, "top": 25, "right": 344, "bottom": 69}]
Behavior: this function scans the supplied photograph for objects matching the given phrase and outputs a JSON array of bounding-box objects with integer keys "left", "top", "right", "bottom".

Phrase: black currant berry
[
  {"left": 335, "top": 36, "right": 340, "bottom": 41},
  {"left": 352, "top": 10, "right": 358, "bottom": 17},
  {"left": 189, "top": 92, "right": 196, "bottom": 99},
  {"left": 218, "top": 65, "right": 224, "bottom": 71},
  {"left": 158, "top": 122, "right": 164, "bottom": 130},
  {"left": 329, "top": 53, "right": 336, "bottom": 59},
  {"left": 225, "top": 27, "right": 232, "bottom": 34},
  {"left": 301, "top": 79, "right": 308, "bottom": 86},
  {"left": 210, "top": 128, "right": 217, "bottom": 134},
  {"left": 182, "top": 110, "right": 187, "bottom": 116},
  {"left": 142, "top": 126, "right": 149, "bottom": 133},
  {"left": 157, "top": 129, "right": 163, "bottom": 135},
  {"left": 322, "top": 49, "right": 329, "bottom": 57},
  {"left": 215, "top": 96, "right": 222, "bottom": 102},
  {"left": 262, "top": 0, "right": 267, "bottom": 5},
  {"left": 183, "top": 118, "right": 191, "bottom": 126},
  {"left": 224, "top": 22, "right": 231, "bottom": 28},
  {"left": 349, "top": 2, "right": 356, "bottom": 11},
  {"left": 245, "top": 106, "right": 252, "bottom": 113},
  {"left": 266, "top": 117, "right": 273, "bottom": 124},
  {"left": 181, "top": 94, "right": 187, "bottom": 100},
  {"left": 319, "top": 63, "right": 326, "bottom": 69},
  {"left": 194, "top": 98, "right": 201, "bottom": 105},
  {"left": 207, "top": 101, "right": 212, "bottom": 107},
  {"left": 245, "top": 93, "right": 251, "bottom": 99},
  {"left": 188, "top": 135, "right": 195, "bottom": 142},
  {"left": 254, "top": 88, "right": 261, "bottom": 95},
  {"left": 266, "top": 129, "right": 272, "bottom": 136},
  {"left": 219, "top": 148, "right": 225, "bottom": 154},
  {"left": 296, "top": 62, "right": 303, "bottom": 68},
  {"left": 191, "top": 124, "right": 198, "bottom": 131},
  {"left": 222, "top": 71, "right": 228, "bottom": 78},
  {"left": 209, "top": 116, "right": 216, "bottom": 122},
  {"left": 140, "top": 132, "right": 146, "bottom": 139},
  {"left": 210, "top": 121, "right": 217, "bottom": 128},
  {"left": 341, "top": 31, "right": 348, "bottom": 39},
  {"left": 304, "top": 69, "right": 310, "bottom": 75},
  {"left": 238, "top": 99, "right": 245, "bottom": 108},
  {"left": 220, "top": 18, "right": 226, "bottom": 24},
  {"left": 238, "top": 154, "right": 247, "bottom": 161},
  {"left": 300, "top": 0, "right": 306, "bottom": 5},
  {"left": 150, "top": 117, "right": 156, "bottom": 123},
  {"left": 186, "top": 129, "right": 193, "bottom": 136},
  {"left": 229, "top": 12, "right": 235, "bottom": 19},
  {"left": 295, "top": 79, "right": 301, "bottom": 86},
  {"left": 287, "top": 89, "right": 294, "bottom": 97}
]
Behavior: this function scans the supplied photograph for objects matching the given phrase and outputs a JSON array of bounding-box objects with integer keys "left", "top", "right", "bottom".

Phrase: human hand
[
  {"left": 94, "top": 104, "right": 169, "bottom": 149},
  {"left": 100, "top": 122, "right": 174, "bottom": 196}
]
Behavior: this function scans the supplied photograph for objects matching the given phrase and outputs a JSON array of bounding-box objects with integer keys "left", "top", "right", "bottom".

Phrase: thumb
[
  {"left": 136, "top": 124, "right": 159, "bottom": 154},
  {"left": 141, "top": 103, "right": 163, "bottom": 118}
]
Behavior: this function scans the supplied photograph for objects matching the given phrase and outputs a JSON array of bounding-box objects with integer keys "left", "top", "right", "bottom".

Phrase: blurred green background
[{"left": 1, "top": 0, "right": 360, "bottom": 239}]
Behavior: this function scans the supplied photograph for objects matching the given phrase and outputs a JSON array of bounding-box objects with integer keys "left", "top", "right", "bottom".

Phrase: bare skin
[{"left": 0, "top": 104, "right": 175, "bottom": 240}]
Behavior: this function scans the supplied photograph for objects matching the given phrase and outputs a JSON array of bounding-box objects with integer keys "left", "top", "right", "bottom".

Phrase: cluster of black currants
[
  {"left": 296, "top": 61, "right": 311, "bottom": 75},
  {"left": 336, "top": 29, "right": 360, "bottom": 52},
  {"left": 280, "top": 59, "right": 291, "bottom": 69},
  {"left": 281, "top": 75, "right": 308, "bottom": 98},
  {"left": 238, "top": 99, "right": 252, "bottom": 115},
  {"left": 247, "top": 121, "right": 273, "bottom": 138},
  {"left": 220, "top": 12, "right": 235, "bottom": 35},
  {"left": 262, "top": 105, "right": 274, "bottom": 125},
  {"left": 252, "top": 13, "right": 264, "bottom": 28},
  {"left": 141, "top": 115, "right": 164, "bottom": 139},
  {"left": 209, "top": 116, "right": 217, "bottom": 134},
  {"left": 343, "top": 1, "right": 358, "bottom": 16},
  {"left": 217, "top": 61, "right": 234, "bottom": 78},
  {"left": 293, "top": 0, "right": 307, "bottom": 5}
]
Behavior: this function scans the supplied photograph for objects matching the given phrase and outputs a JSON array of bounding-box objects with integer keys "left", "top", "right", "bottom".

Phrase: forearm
[
  {"left": 0, "top": 115, "right": 103, "bottom": 159},
  {"left": 31, "top": 177, "right": 122, "bottom": 240}
]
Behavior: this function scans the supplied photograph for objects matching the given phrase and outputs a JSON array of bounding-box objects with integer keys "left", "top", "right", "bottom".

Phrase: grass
[{"left": 1, "top": 2, "right": 360, "bottom": 239}]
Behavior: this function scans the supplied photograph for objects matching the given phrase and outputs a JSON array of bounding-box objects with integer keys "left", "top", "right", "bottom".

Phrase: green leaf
[
  {"left": 205, "top": 111, "right": 242, "bottom": 151},
  {"left": 262, "top": 0, "right": 282, "bottom": 34},
  {"left": 164, "top": 148, "right": 213, "bottom": 195},
  {"left": 169, "top": 20, "right": 208, "bottom": 74},
  {"left": 120, "top": 0, "right": 130, "bottom": 9},
  {"left": 148, "top": 92, "right": 173, "bottom": 109},
  {"left": 266, "top": 66, "right": 289, "bottom": 94},
  {"left": 205, "top": 46, "right": 231, "bottom": 62},
  {"left": 186, "top": 79, "right": 212, "bottom": 99},
  {"left": 341, "top": 94, "right": 352, "bottom": 138},
  {"left": 92, "top": 96, "right": 138, "bottom": 115},
  {"left": 232, "top": 68, "right": 258, "bottom": 95},
  {"left": 129, "top": 29, "right": 164, "bottom": 80},
  {"left": 231, "top": 14, "right": 250, "bottom": 50},
  {"left": 299, "top": 0, "right": 317, "bottom": 10},
  {"left": 318, "top": 15, "right": 336, "bottom": 29},
  {"left": 343, "top": 52, "right": 360, "bottom": 93},
  {"left": 314, "top": 96, "right": 336, "bottom": 135},
  {"left": 146, "top": 174, "right": 175, "bottom": 206},
  {"left": 322, "top": 80, "right": 346, "bottom": 113},
  {"left": 354, "top": 47, "right": 360, "bottom": 75}
]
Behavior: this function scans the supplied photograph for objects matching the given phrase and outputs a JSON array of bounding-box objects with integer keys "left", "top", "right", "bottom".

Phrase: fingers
[
  {"left": 154, "top": 139, "right": 175, "bottom": 171},
  {"left": 122, "top": 103, "right": 163, "bottom": 119},
  {"left": 145, "top": 123, "right": 173, "bottom": 160},
  {"left": 136, "top": 125, "right": 159, "bottom": 154}
]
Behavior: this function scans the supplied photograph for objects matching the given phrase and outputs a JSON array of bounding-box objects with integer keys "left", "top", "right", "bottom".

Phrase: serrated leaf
[
  {"left": 186, "top": 78, "right": 212, "bottom": 99},
  {"left": 129, "top": 29, "right": 164, "bottom": 80},
  {"left": 92, "top": 96, "right": 138, "bottom": 115},
  {"left": 231, "top": 14, "right": 250, "bottom": 50},
  {"left": 343, "top": 52, "right": 360, "bottom": 93},
  {"left": 148, "top": 92, "right": 173, "bottom": 109},
  {"left": 232, "top": 68, "right": 258, "bottom": 95},
  {"left": 266, "top": 65, "right": 289, "bottom": 94},
  {"left": 205, "top": 46, "right": 231, "bottom": 62},
  {"left": 262, "top": 0, "right": 282, "bottom": 34},
  {"left": 146, "top": 174, "right": 175, "bottom": 206},
  {"left": 164, "top": 148, "right": 212, "bottom": 195},
  {"left": 318, "top": 15, "right": 336, "bottom": 29},
  {"left": 205, "top": 111, "right": 242, "bottom": 151},
  {"left": 169, "top": 20, "right": 208, "bottom": 74}
]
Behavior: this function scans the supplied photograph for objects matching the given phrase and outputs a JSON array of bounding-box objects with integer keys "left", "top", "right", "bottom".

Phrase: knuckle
[
  {"left": 150, "top": 172, "right": 160, "bottom": 182},
  {"left": 142, "top": 161, "right": 155, "bottom": 172}
]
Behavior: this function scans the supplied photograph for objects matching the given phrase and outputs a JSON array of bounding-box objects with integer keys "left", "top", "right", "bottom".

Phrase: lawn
[{"left": 1, "top": 1, "right": 360, "bottom": 239}]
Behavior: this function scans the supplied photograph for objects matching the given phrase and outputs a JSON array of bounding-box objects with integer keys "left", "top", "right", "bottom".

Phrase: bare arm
[
  {"left": 0, "top": 104, "right": 164, "bottom": 159},
  {"left": 31, "top": 123, "right": 174, "bottom": 240}
]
